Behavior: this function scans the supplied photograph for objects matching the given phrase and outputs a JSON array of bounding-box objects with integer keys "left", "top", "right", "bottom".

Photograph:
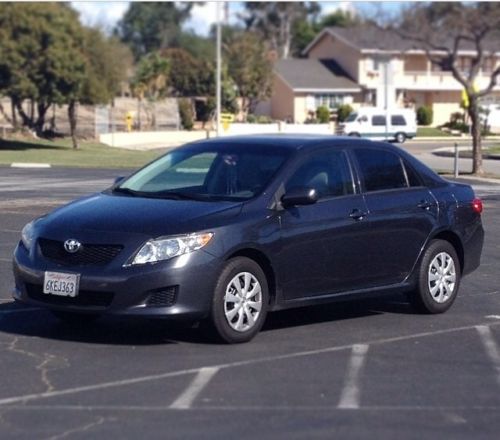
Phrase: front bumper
[{"left": 12, "top": 242, "right": 222, "bottom": 320}]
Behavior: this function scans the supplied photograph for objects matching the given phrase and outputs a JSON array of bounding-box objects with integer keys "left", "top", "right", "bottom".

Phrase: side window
[
  {"left": 354, "top": 148, "right": 407, "bottom": 192},
  {"left": 286, "top": 150, "right": 354, "bottom": 199},
  {"left": 372, "top": 115, "right": 386, "bottom": 126},
  {"left": 391, "top": 115, "right": 406, "bottom": 126}
]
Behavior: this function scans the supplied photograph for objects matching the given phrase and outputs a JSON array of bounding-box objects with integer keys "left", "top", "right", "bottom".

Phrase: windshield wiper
[
  {"left": 148, "top": 191, "right": 210, "bottom": 201},
  {"left": 112, "top": 187, "right": 143, "bottom": 197}
]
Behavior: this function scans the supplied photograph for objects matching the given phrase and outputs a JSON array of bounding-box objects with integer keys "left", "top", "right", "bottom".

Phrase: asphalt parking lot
[{"left": 1, "top": 166, "right": 500, "bottom": 439}]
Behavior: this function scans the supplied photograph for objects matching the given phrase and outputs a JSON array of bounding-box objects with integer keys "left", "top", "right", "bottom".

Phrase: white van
[{"left": 337, "top": 108, "right": 417, "bottom": 143}]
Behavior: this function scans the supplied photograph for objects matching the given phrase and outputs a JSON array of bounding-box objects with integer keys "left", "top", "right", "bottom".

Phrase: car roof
[{"left": 186, "top": 134, "right": 373, "bottom": 151}]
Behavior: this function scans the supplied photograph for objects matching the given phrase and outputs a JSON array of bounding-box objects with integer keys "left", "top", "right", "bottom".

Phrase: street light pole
[{"left": 216, "top": 2, "right": 222, "bottom": 137}]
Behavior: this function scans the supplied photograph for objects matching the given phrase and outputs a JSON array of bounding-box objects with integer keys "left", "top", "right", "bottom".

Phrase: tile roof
[
  {"left": 274, "top": 58, "right": 361, "bottom": 92},
  {"left": 325, "top": 25, "right": 500, "bottom": 53}
]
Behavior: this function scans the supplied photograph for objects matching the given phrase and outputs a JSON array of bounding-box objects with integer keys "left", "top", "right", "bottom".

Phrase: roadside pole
[
  {"left": 454, "top": 142, "right": 459, "bottom": 178},
  {"left": 215, "top": 2, "right": 222, "bottom": 137},
  {"left": 384, "top": 61, "right": 389, "bottom": 142}
]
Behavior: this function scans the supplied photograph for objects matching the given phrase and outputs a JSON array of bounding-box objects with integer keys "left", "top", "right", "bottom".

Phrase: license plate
[{"left": 43, "top": 272, "right": 80, "bottom": 297}]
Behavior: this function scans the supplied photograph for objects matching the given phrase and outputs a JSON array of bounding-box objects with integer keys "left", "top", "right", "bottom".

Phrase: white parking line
[
  {"left": 476, "top": 325, "right": 500, "bottom": 387},
  {"left": 337, "top": 344, "right": 369, "bottom": 409},
  {"left": 0, "top": 321, "right": 499, "bottom": 407},
  {"left": 169, "top": 367, "right": 219, "bottom": 410}
]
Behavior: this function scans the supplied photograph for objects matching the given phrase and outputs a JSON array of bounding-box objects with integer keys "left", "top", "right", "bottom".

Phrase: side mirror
[
  {"left": 281, "top": 187, "right": 318, "bottom": 208},
  {"left": 114, "top": 176, "right": 125, "bottom": 185}
]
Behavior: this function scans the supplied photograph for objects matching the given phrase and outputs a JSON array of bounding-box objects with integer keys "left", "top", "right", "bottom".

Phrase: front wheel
[
  {"left": 408, "top": 239, "right": 461, "bottom": 314},
  {"left": 208, "top": 257, "right": 269, "bottom": 343}
]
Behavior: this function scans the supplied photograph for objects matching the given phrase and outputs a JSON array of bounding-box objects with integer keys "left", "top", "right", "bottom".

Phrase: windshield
[
  {"left": 345, "top": 112, "right": 357, "bottom": 122},
  {"left": 116, "top": 145, "right": 291, "bottom": 201}
]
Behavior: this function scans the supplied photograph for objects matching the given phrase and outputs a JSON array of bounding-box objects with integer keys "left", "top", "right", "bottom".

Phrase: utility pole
[{"left": 216, "top": 2, "right": 222, "bottom": 137}]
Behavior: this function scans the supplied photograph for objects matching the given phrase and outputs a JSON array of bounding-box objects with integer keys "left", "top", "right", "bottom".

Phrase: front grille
[
  {"left": 146, "top": 286, "right": 178, "bottom": 307},
  {"left": 38, "top": 238, "right": 123, "bottom": 266},
  {"left": 25, "top": 283, "right": 114, "bottom": 308}
]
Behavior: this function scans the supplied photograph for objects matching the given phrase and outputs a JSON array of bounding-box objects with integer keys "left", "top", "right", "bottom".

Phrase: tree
[
  {"left": 392, "top": 2, "right": 500, "bottom": 175},
  {"left": 0, "top": 3, "right": 86, "bottom": 136},
  {"left": 130, "top": 52, "right": 170, "bottom": 131},
  {"left": 115, "top": 2, "right": 194, "bottom": 60},
  {"left": 68, "top": 29, "right": 133, "bottom": 148},
  {"left": 160, "top": 48, "right": 212, "bottom": 97},
  {"left": 242, "top": 2, "right": 320, "bottom": 59},
  {"left": 292, "top": 8, "right": 357, "bottom": 56},
  {"left": 225, "top": 33, "right": 273, "bottom": 115}
]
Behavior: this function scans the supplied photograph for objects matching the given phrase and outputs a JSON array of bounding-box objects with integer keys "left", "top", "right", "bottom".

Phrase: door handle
[
  {"left": 349, "top": 209, "right": 366, "bottom": 221},
  {"left": 417, "top": 200, "right": 432, "bottom": 210}
]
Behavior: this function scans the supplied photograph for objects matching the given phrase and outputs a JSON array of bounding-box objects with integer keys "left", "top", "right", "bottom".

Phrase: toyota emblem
[{"left": 64, "top": 239, "right": 81, "bottom": 253}]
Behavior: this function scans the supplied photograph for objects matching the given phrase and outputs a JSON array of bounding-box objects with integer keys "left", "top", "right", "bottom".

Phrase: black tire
[
  {"left": 348, "top": 132, "right": 361, "bottom": 137},
  {"left": 51, "top": 310, "right": 101, "bottom": 325},
  {"left": 395, "top": 132, "right": 406, "bottom": 143},
  {"left": 408, "top": 239, "right": 461, "bottom": 314},
  {"left": 208, "top": 257, "right": 269, "bottom": 344}
]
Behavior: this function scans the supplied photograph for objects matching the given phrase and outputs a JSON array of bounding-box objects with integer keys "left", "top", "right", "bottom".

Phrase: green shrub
[
  {"left": 178, "top": 98, "right": 194, "bottom": 130},
  {"left": 316, "top": 106, "right": 331, "bottom": 123},
  {"left": 256, "top": 115, "right": 272, "bottom": 124},
  {"left": 246, "top": 114, "right": 257, "bottom": 123},
  {"left": 337, "top": 104, "right": 353, "bottom": 123},
  {"left": 417, "top": 106, "right": 433, "bottom": 126}
]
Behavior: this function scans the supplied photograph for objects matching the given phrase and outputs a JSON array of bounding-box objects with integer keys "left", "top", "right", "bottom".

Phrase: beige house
[{"left": 271, "top": 25, "right": 500, "bottom": 126}]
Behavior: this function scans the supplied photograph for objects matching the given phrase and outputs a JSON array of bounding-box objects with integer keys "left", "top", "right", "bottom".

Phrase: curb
[
  {"left": 432, "top": 147, "right": 500, "bottom": 161},
  {"left": 409, "top": 136, "right": 500, "bottom": 142},
  {"left": 10, "top": 163, "right": 51, "bottom": 168},
  {"left": 443, "top": 175, "right": 500, "bottom": 184}
]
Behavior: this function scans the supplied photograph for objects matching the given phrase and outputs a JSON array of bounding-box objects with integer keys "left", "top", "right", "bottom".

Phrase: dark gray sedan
[{"left": 13, "top": 135, "right": 484, "bottom": 343}]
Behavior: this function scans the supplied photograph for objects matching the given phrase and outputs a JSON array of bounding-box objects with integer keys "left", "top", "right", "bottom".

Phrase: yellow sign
[
  {"left": 220, "top": 113, "right": 234, "bottom": 123},
  {"left": 461, "top": 82, "right": 480, "bottom": 108},
  {"left": 125, "top": 111, "right": 134, "bottom": 132}
]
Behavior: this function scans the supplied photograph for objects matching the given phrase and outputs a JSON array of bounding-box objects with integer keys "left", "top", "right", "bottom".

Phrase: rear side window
[
  {"left": 354, "top": 148, "right": 407, "bottom": 192},
  {"left": 372, "top": 115, "right": 386, "bottom": 126},
  {"left": 391, "top": 115, "right": 406, "bottom": 126},
  {"left": 286, "top": 150, "right": 354, "bottom": 199}
]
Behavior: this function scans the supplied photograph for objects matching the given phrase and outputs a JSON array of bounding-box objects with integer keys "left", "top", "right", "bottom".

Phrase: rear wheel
[
  {"left": 208, "top": 257, "right": 269, "bottom": 343},
  {"left": 395, "top": 132, "right": 406, "bottom": 143},
  {"left": 408, "top": 239, "right": 461, "bottom": 313}
]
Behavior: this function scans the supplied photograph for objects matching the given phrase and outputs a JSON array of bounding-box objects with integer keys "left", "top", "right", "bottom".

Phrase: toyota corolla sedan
[{"left": 13, "top": 135, "right": 484, "bottom": 343}]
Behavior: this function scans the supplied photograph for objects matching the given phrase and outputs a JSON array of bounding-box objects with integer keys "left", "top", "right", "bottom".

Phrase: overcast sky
[{"left": 70, "top": 1, "right": 386, "bottom": 35}]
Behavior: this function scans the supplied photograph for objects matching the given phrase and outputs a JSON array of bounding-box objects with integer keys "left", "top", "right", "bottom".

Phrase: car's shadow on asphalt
[{"left": 0, "top": 294, "right": 416, "bottom": 346}]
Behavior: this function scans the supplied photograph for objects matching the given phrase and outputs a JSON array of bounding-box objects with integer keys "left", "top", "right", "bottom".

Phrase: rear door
[
  {"left": 351, "top": 147, "right": 438, "bottom": 286},
  {"left": 276, "top": 147, "right": 372, "bottom": 300}
]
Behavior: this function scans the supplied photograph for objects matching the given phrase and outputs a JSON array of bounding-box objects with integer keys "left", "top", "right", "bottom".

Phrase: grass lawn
[
  {"left": 486, "top": 146, "right": 500, "bottom": 154},
  {"left": 0, "top": 137, "right": 166, "bottom": 168},
  {"left": 417, "top": 127, "right": 453, "bottom": 137}
]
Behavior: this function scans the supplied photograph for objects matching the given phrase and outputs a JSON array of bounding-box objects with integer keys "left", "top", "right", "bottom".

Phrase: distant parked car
[
  {"left": 338, "top": 107, "right": 417, "bottom": 143},
  {"left": 13, "top": 135, "right": 483, "bottom": 343}
]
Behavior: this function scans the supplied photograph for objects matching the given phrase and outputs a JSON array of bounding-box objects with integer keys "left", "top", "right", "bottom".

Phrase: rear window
[
  {"left": 391, "top": 115, "right": 406, "bottom": 126},
  {"left": 372, "top": 115, "right": 386, "bottom": 126},
  {"left": 354, "top": 148, "right": 407, "bottom": 192}
]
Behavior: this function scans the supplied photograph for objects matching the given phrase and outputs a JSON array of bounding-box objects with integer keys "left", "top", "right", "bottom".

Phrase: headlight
[
  {"left": 21, "top": 221, "right": 35, "bottom": 249},
  {"left": 128, "top": 232, "right": 213, "bottom": 266}
]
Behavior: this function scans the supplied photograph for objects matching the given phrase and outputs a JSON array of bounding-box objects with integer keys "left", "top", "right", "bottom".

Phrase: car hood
[{"left": 38, "top": 193, "right": 243, "bottom": 238}]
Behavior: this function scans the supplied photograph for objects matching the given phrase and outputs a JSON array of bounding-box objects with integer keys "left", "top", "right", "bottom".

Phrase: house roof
[
  {"left": 303, "top": 25, "right": 500, "bottom": 55},
  {"left": 274, "top": 58, "right": 361, "bottom": 93}
]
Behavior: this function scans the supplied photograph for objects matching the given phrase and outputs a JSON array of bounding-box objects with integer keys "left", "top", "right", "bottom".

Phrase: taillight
[{"left": 472, "top": 198, "right": 483, "bottom": 214}]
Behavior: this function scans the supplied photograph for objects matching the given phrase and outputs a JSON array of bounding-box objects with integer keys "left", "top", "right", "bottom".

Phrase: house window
[
  {"left": 314, "top": 94, "right": 345, "bottom": 109},
  {"left": 482, "top": 57, "right": 495, "bottom": 73}
]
